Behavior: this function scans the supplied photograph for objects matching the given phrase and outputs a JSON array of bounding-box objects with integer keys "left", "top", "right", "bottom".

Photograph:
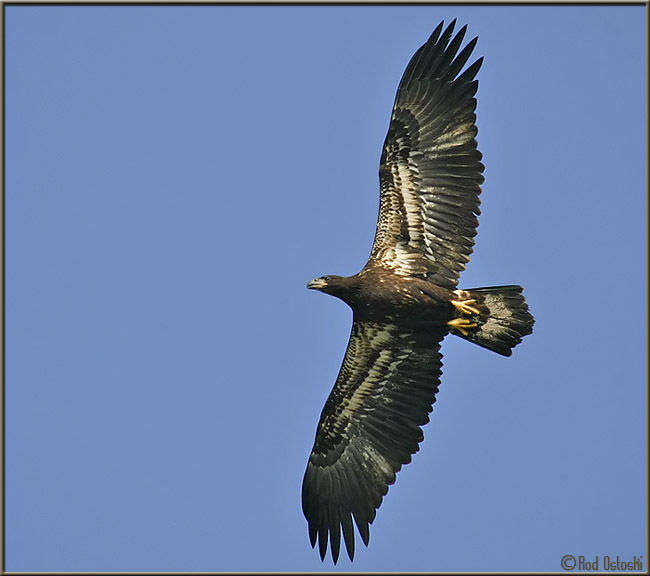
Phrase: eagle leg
[
  {"left": 447, "top": 317, "right": 479, "bottom": 336},
  {"left": 450, "top": 299, "right": 480, "bottom": 316}
]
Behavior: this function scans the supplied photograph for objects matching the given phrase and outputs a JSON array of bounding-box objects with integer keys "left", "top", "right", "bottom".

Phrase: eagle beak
[{"left": 307, "top": 277, "right": 327, "bottom": 290}]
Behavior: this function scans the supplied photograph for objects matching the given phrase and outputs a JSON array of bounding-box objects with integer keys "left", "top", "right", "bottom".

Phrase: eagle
[{"left": 302, "top": 20, "right": 534, "bottom": 563}]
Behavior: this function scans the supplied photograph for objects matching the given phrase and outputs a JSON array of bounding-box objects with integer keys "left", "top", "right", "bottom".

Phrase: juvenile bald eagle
[{"left": 303, "top": 21, "right": 534, "bottom": 563}]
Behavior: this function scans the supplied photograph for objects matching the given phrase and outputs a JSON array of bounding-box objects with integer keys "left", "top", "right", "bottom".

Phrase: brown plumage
[{"left": 303, "top": 20, "right": 534, "bottom": 563}]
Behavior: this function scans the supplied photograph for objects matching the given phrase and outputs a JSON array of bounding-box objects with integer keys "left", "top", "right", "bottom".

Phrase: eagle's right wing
[{"left": 302, "top": 320, "right": 445, "bottom": 563}]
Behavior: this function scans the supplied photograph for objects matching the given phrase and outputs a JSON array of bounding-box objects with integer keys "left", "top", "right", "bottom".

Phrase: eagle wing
[
  {"left": 302, "top": 320, "right": 445, "bottom": 563},
  {"left": 369, "top": 20, "right": 485, "bottom": 288}
]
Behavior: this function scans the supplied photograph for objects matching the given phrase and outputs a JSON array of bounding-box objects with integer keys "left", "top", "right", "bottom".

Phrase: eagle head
[
  {"left": 307, "top": 275, "right": 361, "bottom": 305},
  {"left": 307, "top": 275, "right": 343, "bottom": 292}
]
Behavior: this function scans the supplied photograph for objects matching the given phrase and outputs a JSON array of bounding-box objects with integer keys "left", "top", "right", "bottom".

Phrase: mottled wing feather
[
  {"left": 370, "top": 20, "right": 485, "bottom": 287},
  {"left": 302, "top": 321, "right": 445, "bottom": 563}
]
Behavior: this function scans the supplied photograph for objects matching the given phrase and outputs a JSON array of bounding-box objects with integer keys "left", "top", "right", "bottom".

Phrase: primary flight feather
[{"left": 303, "top": 20, "right": 534, "bottom": 564}]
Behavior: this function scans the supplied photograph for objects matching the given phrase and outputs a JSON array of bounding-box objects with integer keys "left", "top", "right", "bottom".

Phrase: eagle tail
[{"left": 451, "top": 286, "right": 534, "bottom": 356}]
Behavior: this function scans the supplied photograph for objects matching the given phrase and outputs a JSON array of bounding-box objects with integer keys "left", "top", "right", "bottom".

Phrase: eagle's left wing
[
  {"left": 369, "top": 20, "right": 485, "bottom": 288},
  {"left": 302, "top": 320, "right": 445, "bottom": 563}
]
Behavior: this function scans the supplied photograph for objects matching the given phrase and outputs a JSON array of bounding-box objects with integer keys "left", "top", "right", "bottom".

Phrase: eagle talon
[
  {"left": 447, "top": 317, "right": 479, "bottom": 336},
  {"left": 451, "top": 298, "right": 480, "bottom": 317}
]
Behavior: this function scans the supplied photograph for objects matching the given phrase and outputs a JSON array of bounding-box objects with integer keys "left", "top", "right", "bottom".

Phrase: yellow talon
[
  {"left": 451, "top": 299, "right": 480, "bottom": 316},
  {"left": 447, "top": 317, "right": 478, "bottom": 336}
]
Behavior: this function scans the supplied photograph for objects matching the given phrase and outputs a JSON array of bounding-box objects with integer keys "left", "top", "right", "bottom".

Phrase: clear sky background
[{"left": 5, "top": 4, "right": 646, "bottom": 572}]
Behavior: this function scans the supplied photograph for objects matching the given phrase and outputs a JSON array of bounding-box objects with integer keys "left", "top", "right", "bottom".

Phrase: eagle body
[
  {"left": 308, "top": 269, "right": 453, "bottom": 327},
  {"left": 303, "top": 20, "right": 534, "bottom": 564}
]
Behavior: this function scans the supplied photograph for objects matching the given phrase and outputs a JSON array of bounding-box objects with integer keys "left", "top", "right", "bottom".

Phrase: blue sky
[{"left": 4, "top": 4, "right": 646, "bottom": 572}]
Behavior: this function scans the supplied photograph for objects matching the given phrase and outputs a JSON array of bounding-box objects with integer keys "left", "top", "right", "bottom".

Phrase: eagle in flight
[{"left": 303, "top": 21, "right": 534, "bottom": 563}]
